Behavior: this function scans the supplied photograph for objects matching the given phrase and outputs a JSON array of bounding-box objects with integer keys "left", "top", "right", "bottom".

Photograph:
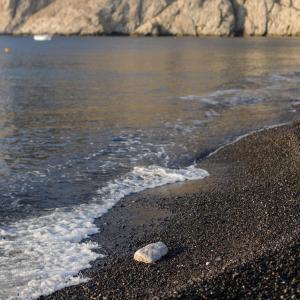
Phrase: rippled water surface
[{"left": 1, "top": 37, "right": 300, "bottom": 299}]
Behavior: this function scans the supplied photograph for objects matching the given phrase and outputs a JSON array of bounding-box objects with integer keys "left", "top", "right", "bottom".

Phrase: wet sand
[{"left": 42, "top": 121, "right": 300, "bottom": 299}]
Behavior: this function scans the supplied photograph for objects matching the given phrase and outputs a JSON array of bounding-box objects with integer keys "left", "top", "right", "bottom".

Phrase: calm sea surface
[{"left": 0, "top": 37, "right": 300, "bottom": 299}]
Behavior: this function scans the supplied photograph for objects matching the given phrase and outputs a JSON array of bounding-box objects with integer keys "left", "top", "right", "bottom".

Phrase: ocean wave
[
  {"left": 178, "top": 88, "right": 263, "bottom": 107},
  {"left": 178, "top": 72, "right": 300, "bottom": 108},
  {"left": 0, "top": 164, "right": 209, "bottom": 300}
]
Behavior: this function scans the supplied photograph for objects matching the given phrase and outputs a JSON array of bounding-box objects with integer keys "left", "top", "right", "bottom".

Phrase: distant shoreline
[
  {"left": 1, "top": 34, "right": 300, "bottom": 38},
  {"left": 2, "top": 34, "right": 300, "bottom": 41}
]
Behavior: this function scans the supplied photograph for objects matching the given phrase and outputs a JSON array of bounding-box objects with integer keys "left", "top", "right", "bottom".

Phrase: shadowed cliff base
[
  {"left": 41, "top": 121, "right": 300, "bottom": 299},
  {"left": 1, "top": 0, "right": 300, "bottom": 36}
]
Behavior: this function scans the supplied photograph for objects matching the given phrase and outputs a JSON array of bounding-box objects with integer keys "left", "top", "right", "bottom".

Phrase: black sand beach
[{"left": 42, "top": 121, "right": 300, "bottom": 299}]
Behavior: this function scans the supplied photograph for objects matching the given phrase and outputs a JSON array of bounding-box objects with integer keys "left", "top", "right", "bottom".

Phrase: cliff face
[
  {"left": 233, "top": 0, "right": 300, "bottom": 36},
  {"left": 0, "top": 0, "right": 300, "bottom": 36}
]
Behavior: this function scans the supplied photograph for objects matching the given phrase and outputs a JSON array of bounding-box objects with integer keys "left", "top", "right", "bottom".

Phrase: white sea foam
[
  {"left": 0, "top": 164, "right": 209, "bottom": 300},
  {"left": 205, "top": 109, "right": 220, "bottom": 118},
  {"left": 291, "top": 101, "right": 300, "bottom": 106},
  {"left": 178, "top": 72, "right": 300, "bottom": 108},
  {"left": 179, "top": 95, "right": 218, "bottom": 105},
  {"left": 178, "top": 88, "right": 266, "bottom": 108}
]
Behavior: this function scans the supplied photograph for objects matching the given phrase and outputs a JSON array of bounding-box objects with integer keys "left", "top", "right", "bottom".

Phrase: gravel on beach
[{"left": 42, "top": 121, "right": 300, "bottom": 300}]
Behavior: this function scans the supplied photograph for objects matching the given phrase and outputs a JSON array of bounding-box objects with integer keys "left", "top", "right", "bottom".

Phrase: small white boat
[{"left": 33, "top": 35, "right": 52, "bottom": 41}]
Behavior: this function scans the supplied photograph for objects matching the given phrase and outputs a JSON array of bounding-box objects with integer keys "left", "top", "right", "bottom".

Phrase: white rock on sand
[{"left": 134, "top": 242, "right": 168, "bottom": 264}]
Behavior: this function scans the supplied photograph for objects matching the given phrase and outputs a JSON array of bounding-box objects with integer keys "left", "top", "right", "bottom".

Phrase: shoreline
[
  {"left": 1, "top": 35, "right": 300, "bottom": 38},
  {"left": 42, "top": 121, "right": 300, "bottom": 299}
]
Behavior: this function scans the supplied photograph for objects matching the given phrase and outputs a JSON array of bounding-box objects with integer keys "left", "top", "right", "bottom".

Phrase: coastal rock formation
[
  {"left": 135, "top": 0, "right": 234, "bottom": 36},
  {"left": 232, "top": 0, "right": 300, "bottom": 36},
  {"left": 134, "top": 242, "right": 168, "bottom": 263},
  {"left": 0, "top": 0, "right": 300, "bottom": 36}
]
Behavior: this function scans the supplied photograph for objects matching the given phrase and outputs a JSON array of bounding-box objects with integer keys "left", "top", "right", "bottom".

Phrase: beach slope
[{"left": 42, "top": 121, "right": 300, "bottom": 299}]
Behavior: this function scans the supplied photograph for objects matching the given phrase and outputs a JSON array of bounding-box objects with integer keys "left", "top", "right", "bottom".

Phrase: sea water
[{"left": 0, "top": 37, "right": 300, "bottom": 299}]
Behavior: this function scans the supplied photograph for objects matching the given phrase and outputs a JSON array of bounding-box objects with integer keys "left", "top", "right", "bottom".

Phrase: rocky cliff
[{"left": 0, "top": 0, "right": 300, "bottom": 36}]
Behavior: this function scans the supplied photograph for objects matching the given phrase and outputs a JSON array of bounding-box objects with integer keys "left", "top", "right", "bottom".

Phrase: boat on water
[{"left": 33, "top": 35, "right": 52, "bottom": 41}]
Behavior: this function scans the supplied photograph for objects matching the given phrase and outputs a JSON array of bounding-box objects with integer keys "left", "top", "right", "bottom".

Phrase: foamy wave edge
[{"left": 0, "top": 164, "right": 209, "bottom": 300}]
